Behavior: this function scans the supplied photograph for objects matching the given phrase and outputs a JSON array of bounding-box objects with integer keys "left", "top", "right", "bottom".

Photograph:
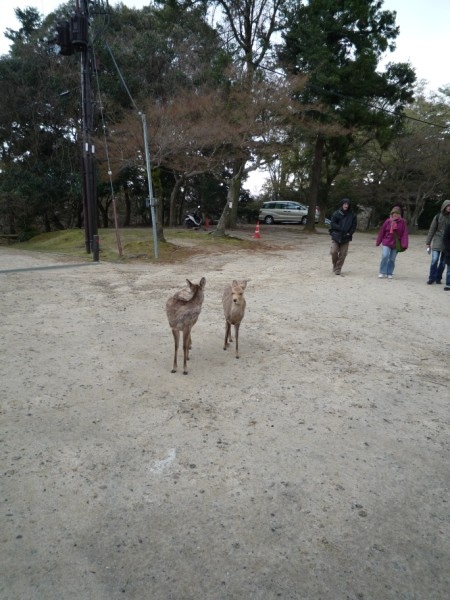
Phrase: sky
[{"left": 1, "top": 0, "right": 449, "bottom": 91}]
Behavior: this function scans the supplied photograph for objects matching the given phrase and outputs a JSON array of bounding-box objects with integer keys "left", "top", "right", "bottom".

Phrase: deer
[
  {"left": 222, "top": 280, "right": 247, "bottom": 359},
  {"left": 166, "top": 277, "right": 206, "bottom": 375}
]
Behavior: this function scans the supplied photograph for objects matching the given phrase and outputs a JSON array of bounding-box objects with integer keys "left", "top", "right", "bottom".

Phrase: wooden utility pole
[{"left": 55, "top": 1, "right": 104, "bottom": 259}]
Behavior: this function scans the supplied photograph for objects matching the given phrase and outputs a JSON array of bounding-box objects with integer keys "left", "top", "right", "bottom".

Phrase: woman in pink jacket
[{"left": 375, "top": 205, "right": 409, "bottom": 279}]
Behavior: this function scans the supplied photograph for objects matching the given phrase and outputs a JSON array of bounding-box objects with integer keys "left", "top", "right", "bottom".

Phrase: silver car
[
  {"left": 259, "top": 201, "right": 307, "bottom": 224},
  {"left": 259, "top": 201, "right": 316, "bottom": 225}
]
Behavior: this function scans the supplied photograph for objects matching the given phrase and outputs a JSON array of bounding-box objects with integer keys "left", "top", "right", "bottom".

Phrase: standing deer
[
  {"left": 166, "top": 277, "right": 206, "bottom": 374},
  {"left": 222, "top": 280, "right": 247, "bottom": 359}
]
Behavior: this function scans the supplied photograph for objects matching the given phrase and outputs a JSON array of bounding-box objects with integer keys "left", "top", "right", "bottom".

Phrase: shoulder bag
[{"left": 393, "top": 231, "right": 406, "bottom": 252}]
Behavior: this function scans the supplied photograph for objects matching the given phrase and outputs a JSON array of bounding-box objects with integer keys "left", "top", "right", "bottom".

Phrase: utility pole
[{"left": 55, "top": 1, "right": 105, "bottom": 260}]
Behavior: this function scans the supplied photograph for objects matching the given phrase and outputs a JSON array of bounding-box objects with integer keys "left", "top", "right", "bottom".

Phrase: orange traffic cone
[{"left": 252, "top": 221, "right": 261, "bottom": 239}]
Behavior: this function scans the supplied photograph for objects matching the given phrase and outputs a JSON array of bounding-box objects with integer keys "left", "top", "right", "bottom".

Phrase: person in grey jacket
[
  {"left": 329, "top": 198, "right": 357, "bottom": 275},
  {"left": 425, "top": 199, "right": 450, "bottom": 284}
]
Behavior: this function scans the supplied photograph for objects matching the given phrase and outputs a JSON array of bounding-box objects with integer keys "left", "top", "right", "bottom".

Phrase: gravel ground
[{"left": 1, "top": 228, "right": 449, "bottom": 600}]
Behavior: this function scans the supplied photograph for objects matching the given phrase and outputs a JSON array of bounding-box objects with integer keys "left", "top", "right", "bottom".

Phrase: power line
[
  {"left": 318, "top": 85, "right": 450, "bottom": 130},
  {"left": 261, "top": 65, "right": 450, "bottom": 130}
]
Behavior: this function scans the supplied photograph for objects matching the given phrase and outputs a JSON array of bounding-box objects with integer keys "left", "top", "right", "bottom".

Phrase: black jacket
[{"left": 329, "top": 203, "right": 357, "bottom": 244}]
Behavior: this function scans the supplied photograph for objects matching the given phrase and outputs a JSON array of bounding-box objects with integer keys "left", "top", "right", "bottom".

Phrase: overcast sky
[{"left": 1, "top": 0, "right": 449, "bottom": 92}]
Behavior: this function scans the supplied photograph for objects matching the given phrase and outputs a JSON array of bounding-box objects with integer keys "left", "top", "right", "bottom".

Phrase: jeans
[
  {"left": 379, "top": 245, "right": 397, "bottom": 276},
  {"left": 428, "top": 250, "right": 446, "bottom": 283}
]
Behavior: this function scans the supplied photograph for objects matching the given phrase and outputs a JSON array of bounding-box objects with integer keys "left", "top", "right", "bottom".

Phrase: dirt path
[{"left": 1, "top": 230, "right": 449, "bottom": 600}]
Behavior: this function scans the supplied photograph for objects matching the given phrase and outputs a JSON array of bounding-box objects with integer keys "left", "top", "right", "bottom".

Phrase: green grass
[{"left": 12, "top": 227, "right": 257, "bottom": 263}]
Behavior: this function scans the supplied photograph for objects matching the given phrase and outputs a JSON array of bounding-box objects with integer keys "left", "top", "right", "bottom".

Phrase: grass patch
[{"left": 12, "top": 227, "right": 259, "bottom": 263}]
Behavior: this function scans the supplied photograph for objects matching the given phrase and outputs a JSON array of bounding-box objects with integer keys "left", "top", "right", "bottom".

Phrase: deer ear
[
  {"left": 241, "top": 280, "right": 247, "bottom": 289},
  {"left": 200, "top": 277, "right": 206, "bottom": 288},
  {"left": 186, "top": 279, "right": 192, "bottom": 287},
  {"left": 232, "top": 279, "right": 238, "bottom": 287}
]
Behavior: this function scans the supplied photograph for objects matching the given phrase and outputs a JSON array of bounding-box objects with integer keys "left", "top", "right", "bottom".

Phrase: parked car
[{"left": 258, "top": 201, "right": 318, "bottom": 225}]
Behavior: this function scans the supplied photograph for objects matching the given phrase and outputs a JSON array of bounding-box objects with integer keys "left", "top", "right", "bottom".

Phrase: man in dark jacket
[
  {"left": 329, "top": 198, "right": 357, "bottom": 275},
  {"left": 442, "top": 221, "right": 450, "bottom": 290}
]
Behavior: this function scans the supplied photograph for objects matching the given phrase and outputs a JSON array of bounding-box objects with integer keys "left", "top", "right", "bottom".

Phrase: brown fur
[
  {"left": 166, "top": 277, "right": 206, "bottom": 374},
  {"left": 222, "top": 280, "right": 247, "bottom": 359}
]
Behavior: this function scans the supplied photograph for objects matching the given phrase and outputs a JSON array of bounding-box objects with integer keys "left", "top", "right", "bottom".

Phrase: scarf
[{"left": 389, "top": 214, "right": 400, "bottom": 234}]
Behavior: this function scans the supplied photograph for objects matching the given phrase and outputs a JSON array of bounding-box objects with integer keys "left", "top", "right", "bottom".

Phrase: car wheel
[
  {"left": 264, "top": 216, "right": 274, "bottom": 224},
  {"left": 301, "top": 216, "right": 307, "bottom": 225}
]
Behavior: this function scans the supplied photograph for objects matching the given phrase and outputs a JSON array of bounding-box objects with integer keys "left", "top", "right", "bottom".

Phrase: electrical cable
[
  {"left": 92, "top": 38, "right": 123, "bottom": 255},
  {"left": 105, "top": 42, "right": 140, "bottom": 113},
  {"left": 261, "top": 64, "right": 450, "bottom": 130}
]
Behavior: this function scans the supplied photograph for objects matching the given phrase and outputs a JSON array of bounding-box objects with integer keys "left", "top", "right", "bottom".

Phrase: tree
[
  {"left": 0, "top": 7, "right": 81, "bottom": 235},
  {"left": 0, "top": 1, "right": 231, "bottom": 237},
  {"left": 280, "top": 0, "right": 416, "bottom": 230},
  {"left": 92, "top": 1, "right": 231, "bottom": 238},
  {"left": 208, "top": 0, "right": 286, "bottom": 233},
  {"left": 333, "top": 87, "right": 450, "bottom": 228},
  {"left": 4, "top": 6, "right": 42, "bottom": 47}
]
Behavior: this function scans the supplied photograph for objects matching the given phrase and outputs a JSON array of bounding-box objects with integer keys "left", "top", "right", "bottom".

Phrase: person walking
[
  {"left": 442, "top": 221, "right": 450, "bottom": 291},
  {"left": 375, "top": 205, "right": 409, "bottom": 279},
  {"left": 329, "top": 198, "right": 357, "bottom": 275},
  {"left": 425, "top": 199, "right": 450, "bottom": 285}
]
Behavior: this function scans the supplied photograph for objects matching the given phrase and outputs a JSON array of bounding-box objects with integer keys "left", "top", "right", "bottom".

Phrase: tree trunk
[
  {"left": 98, "top": 197, "right": 112, "bottom": 228},
  {"left": 212, "top": 190, "right": 231, "bottom": 237},
  {"left": 51, "top": 212, "right": 66, "bottom": 230},
  {"left": 156, "top": 196, "right": 165, "bottom": 243},
  {"left": 409, "top": 187, "right": 430, "bottom": 231},
  {"left": 305, "top": 134, "right": 325, "bottom": 232},
  {"left": 169, "top": 175, "right": 183, "bottom": 227},
  {"left": 212, "top": 163, "right": 244, "bottom": 236},
  {"left": 228, "top": 159, "right": 246, "bottom": 228},
  {"left": 124, "top": 190, "right": 131, "bottom": 227}
]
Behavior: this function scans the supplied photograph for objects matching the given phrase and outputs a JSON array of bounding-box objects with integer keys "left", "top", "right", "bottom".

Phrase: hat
[{"left": 390, "top": 205, "right": 402, "bottom": 215}]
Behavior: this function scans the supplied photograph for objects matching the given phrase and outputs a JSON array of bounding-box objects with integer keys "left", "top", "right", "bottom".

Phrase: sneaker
[
  {"left": 444, "top": 287, "right": 450, "bottom": 291},
  {"left": 387, "top": 275, "right": 393, "bottom": 279},
  {"left": 436, "top": 281, "right": 442, "bottom": 284},
  {"left": 334, "top": 270, "right": 341, "bottom": 275},
  {"left": 378, "top": 274, "right": 386, "bottom": 278},
  {"left": 427, "top": 280, "right": 434, "bottom": 285}
]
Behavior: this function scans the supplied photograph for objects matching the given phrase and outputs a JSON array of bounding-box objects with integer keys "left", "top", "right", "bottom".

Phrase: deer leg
[
  {"left": 228, "top": 321, "right": 233, "bottom": 344},
  {"left": 171, "top": 329, "right": 180, "bottom": 373},
  {"left": 182, "top": 328, "right": 191, "bottom": 374},
  {"left": 187, "top": 331, "right": 192, "bottom": 358},
  {"left": 224, "top": 321, "right": 231, "bottom": 350},
  {"left": 234, "top": 322, "right": 240, "bottom": 359}
]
